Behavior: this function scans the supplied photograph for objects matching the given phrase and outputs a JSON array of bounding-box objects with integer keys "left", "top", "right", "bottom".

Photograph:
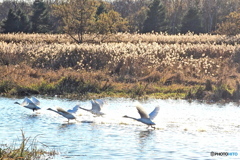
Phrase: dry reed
[{"left": 0, "top": 33, "right": 239, "bottom": 100}]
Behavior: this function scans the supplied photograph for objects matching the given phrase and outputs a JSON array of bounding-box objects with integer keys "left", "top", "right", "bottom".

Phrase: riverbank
[{"left": 0, "top": 33, "right": 239, "bottom": 103}]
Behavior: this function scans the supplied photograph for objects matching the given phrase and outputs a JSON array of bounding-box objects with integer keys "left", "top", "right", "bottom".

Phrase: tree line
[{"left": 0, "top": 0, "right": 239, "bottom": 42}]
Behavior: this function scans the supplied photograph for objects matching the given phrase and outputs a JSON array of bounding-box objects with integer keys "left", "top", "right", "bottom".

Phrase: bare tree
[{"left": 52, "top": 0, "right": 98, "bottom": 43}]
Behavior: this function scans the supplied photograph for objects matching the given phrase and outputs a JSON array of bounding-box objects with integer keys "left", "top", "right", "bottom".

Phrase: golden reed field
[{"left": 0, "top": 33, "right": 240, "bottom": 102}]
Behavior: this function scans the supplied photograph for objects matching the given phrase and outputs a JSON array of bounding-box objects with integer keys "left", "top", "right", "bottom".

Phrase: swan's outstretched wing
[
  {"left": 149, "top": 106, "right": 160, "bottom": 120},
  {"left": 135, "top": 102, "right": 149, "bottom": 119},
  {"left": 21, "top": 97, "right": 32, "bottom": 106},
  {"left": 48, "top": 108, "right": 75, "bottom": 120},
  {"left": 91, "top": 100, "right": 101, "bottom": 112},
  {"left": 57, "top": 107, "right": 69, "bottom": 114},
  {"left": 67, "top": 105, "right": 80, "bottom": 113},
  {"left": 31, "top": 97, "right": 40, "bottom": 106},
  {"left": 95, "top": 99, "right": 104, "bottom": 108}
]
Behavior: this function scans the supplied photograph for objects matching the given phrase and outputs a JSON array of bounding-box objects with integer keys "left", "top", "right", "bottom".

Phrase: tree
[
  {"left": 181, "top": 7, "right": 203, "bottom": 34},
  {"left": 111, "top": 0, "right": 149, "bottom": 33},
  {"left": 94, "top": 10, "right": 128, "bottom": 34},
  {"left": 201, "top": 0, "right": 218, "bottom": 33},
  {"left": 1, "top": 8, "right": 31, "bottom": 33},
  {"left": 0, "top": 1, "right": 32, "bottom": 23},
  {"left": 215, "top": 10, "right": 240, "bottom": 35},
  {"left": 31, "top": 0, "right": 50, "bottom": 33},
  {"left": 52, "top": 0, "right": 98, "bottom": 43},
  {"left": 1, "top": 9, "right": 19, "bottom": 33},
  {"left": 127, "top": 6, "right": 148, "bottom": 32},
  {"left": 163, "top": 0, "right": 186, "bottom": 34},
  {"left": 96, "top": 2, "right": 108, "bottom": 16},
  {"left": 142, "top": 0, "right": 166, "bottom": 33},
  {"left": 17, "top": 9, "right": 31, "bottom": 33},
  {"left": 111, "top": 0, "right": 136, "bottom": 18}
]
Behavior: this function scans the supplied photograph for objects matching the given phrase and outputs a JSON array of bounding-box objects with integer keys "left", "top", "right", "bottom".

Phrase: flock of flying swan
[{"left": 14, "top": 97, "right": 160, "bottom": 129}]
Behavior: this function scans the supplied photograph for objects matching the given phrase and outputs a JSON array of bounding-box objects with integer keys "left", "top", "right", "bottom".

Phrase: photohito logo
[{"left": 210, "top": 151, "right": 238, "bottom": 156}]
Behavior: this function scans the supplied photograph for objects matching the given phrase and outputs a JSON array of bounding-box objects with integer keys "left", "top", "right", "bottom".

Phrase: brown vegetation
[{"left": 0, "top": 33, "right": 239, "bottom": 102}]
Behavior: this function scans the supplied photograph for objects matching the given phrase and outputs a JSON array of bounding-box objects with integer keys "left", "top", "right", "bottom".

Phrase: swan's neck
[
  {"left": 79, "top": 107, "right": 91, "bottom": 112},
  {"left": 123, "top": 115, "right": 138, "bottom": 121},
  {"left": 49, "top": 109, "right": 60, "bottom": 114}
]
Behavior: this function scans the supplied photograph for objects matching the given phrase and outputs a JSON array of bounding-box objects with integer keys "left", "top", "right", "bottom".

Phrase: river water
[{"left": 0, "top": 97, "right": 239, "bottom": 159}]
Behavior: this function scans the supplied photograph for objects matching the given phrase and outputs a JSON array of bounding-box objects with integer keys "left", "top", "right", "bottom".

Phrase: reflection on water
[
  {"left": 58, "top": 123, "right": 76, "bottom": 129},
  {"left": 23, "top": 114, "right": 39, "bottom": 120},
  {"left": 0, "top": 97, "right": 239, "bottom": 159},
  {"left": 138, "top": 130, "right": 154, "bottom": 151},
  {"left": 139, "top": 130, "right": 153, "bottom": 139}
]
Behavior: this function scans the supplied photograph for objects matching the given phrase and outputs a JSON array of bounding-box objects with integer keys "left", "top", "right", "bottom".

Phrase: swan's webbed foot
[{"left": 151, "top": 125, "right": 156, "bottom": 130}]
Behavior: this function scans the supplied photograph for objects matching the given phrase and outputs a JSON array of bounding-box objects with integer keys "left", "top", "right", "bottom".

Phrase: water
[{"left": 0, "top": 97, "right": 240, "bottom": 159}]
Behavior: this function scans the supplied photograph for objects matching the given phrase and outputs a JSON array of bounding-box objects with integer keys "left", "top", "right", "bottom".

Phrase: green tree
[
  {"left": 31, "top": 0, "right": 50, "bottom": 33},
  {"left": 181, "top": 7, "right": 203, "bottom": 34},
  {"left": 96, "top": 2, "right": 108, "bottom": 16},
  {"left": 1, "top": 9, "right": 19, "bottom": 33},
  {"left": 1, "top": 8, "right": 31, "bottom": 33},
  {"left": 142, "top": 0, "right": 166, "bottom": 33},
  {"left": 17, "top": 9, "right": 31, "bottom": 33}
]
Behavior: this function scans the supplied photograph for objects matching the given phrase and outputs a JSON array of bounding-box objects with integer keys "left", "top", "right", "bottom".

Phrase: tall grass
[
  {"left": 0, "top": 40, "right": 238, "bottom": 77},
  {"left": 0, "top": 130, "right": 57, "bottom": 159},
  {"left": 0, "top": 32, "right": 239, "bottom": 44}
]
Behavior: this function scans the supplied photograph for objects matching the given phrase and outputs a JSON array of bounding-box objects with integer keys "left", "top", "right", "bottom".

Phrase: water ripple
[{"left": 0, "top": 97, "right": 239, "bottom": 159}]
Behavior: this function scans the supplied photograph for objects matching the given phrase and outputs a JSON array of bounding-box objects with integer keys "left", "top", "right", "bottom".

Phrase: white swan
[
  {"left": 123, "top": 102, "right": 160, "bottom": 129},
  {"left": 14, "top": 97, "right": 41, "bottom": 112},
  {"left": 47, "top": 107, "right": 76, "bottom": 123},
  {"left": 67, "top": 105, "right": 80, "bottom": 113},
  {"left": 79, "top": 99, "right": 105, "bottom": 116}
]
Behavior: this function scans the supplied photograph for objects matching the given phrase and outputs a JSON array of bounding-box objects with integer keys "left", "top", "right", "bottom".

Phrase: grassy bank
[
  {"left": 0, "top": 33, "right": 239, "bottom": 102},
  {"left": 0, "top": 130, "right": 57, "bottom": 159}
]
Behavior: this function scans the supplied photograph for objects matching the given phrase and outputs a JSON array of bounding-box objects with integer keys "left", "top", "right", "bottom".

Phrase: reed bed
[
  {"left": 0, "top": 41, "right": 238, "bottom": 78},
  {"left": 0, "top": 33, "right": 239, "bottom": 101},
  {"left": 0, "top": 32, "right": 239, "bottom": 44}
]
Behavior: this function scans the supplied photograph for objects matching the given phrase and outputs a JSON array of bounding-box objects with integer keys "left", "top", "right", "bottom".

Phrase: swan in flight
[
  {"left": 67, "top": 105, "right": 80, "bottom": 114},
  {"left": 47, "top": 107, "right": 76, "bottom": 123},
  {"left": 123, "top": 102, "right": 160, "bottom": 129},
  {"left": 14, "top": 97, "right": 41, "bottom": 112},
  {"left": 79, "top": 99, "right": 105, "bottom": 116}
]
